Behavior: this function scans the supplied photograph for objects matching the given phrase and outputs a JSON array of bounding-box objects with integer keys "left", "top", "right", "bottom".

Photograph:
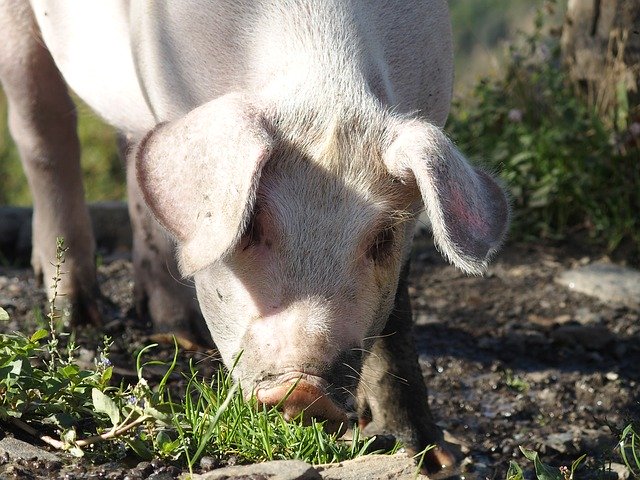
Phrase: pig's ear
[
  {"left": 136, "top": 93, "right": 273, "bottom": 276},
  {"left": 384, "top": 119, "right": 509, "bottom": 275}
]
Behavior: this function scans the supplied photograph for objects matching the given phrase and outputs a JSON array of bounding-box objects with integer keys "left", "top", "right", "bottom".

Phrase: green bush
[
  {"left": 0, "top": 93, "right": 123, "bottom": 206},
  {"left": 447, "top": 7, "right": 640, "bottom": 258}
]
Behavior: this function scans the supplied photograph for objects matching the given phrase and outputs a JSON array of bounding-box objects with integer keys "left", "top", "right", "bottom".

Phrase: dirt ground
[{"left": 0, "top": 235, "right": 638, "bottom": 479}]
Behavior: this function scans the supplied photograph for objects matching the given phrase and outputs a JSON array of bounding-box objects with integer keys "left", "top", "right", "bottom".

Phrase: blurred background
[{"left": 1, "top": 0, "right": 638, "bottom": 263}]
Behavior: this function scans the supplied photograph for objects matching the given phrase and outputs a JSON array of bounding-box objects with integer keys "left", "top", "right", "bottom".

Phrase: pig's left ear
[
  {"left": 384, "top": 119, "right": 509, "bottom": 275},
  {"left": 136, "top": 93, "right": 273, "bottom": 276}
]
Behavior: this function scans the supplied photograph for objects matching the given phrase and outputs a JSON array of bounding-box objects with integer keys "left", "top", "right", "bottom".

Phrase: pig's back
[
  {"left": 30, "top": 0, "right": 155, "bottom": 136},
  {"left": 31, "top": 0, "right": 454, "bottom": 131},
  {"left": 130, "top": 0, "right": 454, "bottom": 125}
]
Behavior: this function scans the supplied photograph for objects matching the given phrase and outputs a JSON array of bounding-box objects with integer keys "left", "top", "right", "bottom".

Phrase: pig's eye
[
  {"left": 368, "top": 226, "right": 395, "bottom": 263},
  {"left": 241, "top": 213, "right": 261, "bottom": 251}
]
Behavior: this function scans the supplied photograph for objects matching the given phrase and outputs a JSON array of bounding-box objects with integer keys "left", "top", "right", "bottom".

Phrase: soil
[{"left": 0, "top": 236, "right": 638, "bottom": 479}]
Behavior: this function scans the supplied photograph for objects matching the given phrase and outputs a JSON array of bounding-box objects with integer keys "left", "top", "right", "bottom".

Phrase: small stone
[
  {"left": 147, "top": 473, "right": 174, "bottom": 480},
  {"left": 605, "top": 371, "right": 619, "bottom": 381},
  {"left": 105, "top": 469, "right": 126, "bottom": 480},
  {"left": 543, "top": 431, "right": 575, "bottom": 453},
  {"left": 553, "top": 314, "right": 572, "bottom": 325},
  {"left": 135, "top": 461, "right": 154, "bottom": 477},
  {"left": 605, "top": 462, "right": 631, "bottom": 480},
  {"left": 162, "top": 465, "right": 181, "bottom": 477},
  {"left": 0, "top": 437, "right": 60, "bottom": 463},
  {"left": 199, "top": 456, "right": 219, "bottom": 471},
  {"left": 150, "top": 458, "right": 165, "bottom": 470},
  {"left": 190, "top": 459, "right": 320, "bottom": 480},
  {"left": 574, "top": 307, "right": 602, "bottom": 325}
]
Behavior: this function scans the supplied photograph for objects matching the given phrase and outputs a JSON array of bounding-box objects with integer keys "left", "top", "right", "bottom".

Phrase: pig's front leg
[
  {"left": 358, "top": 263, "right": 456, "bottom": 475},
  {"left": 0, "top": 1, "right": 99, "bottom": 326}
]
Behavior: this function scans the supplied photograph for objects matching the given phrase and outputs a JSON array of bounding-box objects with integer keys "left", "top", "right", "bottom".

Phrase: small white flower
[
  {"left": 538, "top": 44, "right": 550, "bottom": 61},
  {"left": 508, "top": 109, "right": 523, "bottom": 123}
]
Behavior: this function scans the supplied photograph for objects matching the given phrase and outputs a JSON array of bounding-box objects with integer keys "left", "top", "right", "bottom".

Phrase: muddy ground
[{"left": 0, "top": 233, "right": 638, "bottom": 479}]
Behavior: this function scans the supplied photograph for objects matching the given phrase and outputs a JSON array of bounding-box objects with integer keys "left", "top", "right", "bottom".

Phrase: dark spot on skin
[
  {"left": 216, "top": 289, "right": 224, "bottom": 301},
  {"left": 147, "top": 242, "right": 160, "bottom": 254},
  {"left": 205, "top": 212, "right": 212, "bottom": 218},
  {"left": 140, "top": 258, "right": 152, "bottom": 272}
]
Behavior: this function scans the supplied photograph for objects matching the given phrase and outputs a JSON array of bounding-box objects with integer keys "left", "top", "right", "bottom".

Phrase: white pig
[{"left": 0, "top": 0, "right": 509, "bottom": 473}]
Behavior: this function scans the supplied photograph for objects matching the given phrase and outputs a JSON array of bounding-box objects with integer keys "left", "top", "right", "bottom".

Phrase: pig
[{"left": 0, "top": 0, "right": 509, "bottom": 473}]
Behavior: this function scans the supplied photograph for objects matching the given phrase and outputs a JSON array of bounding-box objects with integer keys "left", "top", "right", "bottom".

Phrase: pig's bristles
[
  {"left": 195, "top": 350, "right": 224, "bottom": 365},
  {"left": 342, "top": 362, "right": 376, "bottom": 398},
  {"left": 361, "top": 332, "right": 397, "bottom": 343},
  {"left": 164, "top": 259, "right": 196, "bottom": 289},
  {"left": 338, "top": 385, "right": 358, "bottom": 402}
]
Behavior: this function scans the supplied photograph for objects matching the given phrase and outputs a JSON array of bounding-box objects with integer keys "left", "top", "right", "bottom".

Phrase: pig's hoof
[
  {"left": 255, "top": 376, "right": 349, "bottom": 434},
  {"left": 414, "top": 445, "right": 457, "bottom": 477},
  {"left": 406, "top": 439, "right": 462, "bottom": 478},
  {"left": 53, "top": 290, "right": 103, "bottom": 327}
]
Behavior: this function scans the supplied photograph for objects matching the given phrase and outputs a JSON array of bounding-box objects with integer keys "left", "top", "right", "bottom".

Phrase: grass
[
  {"left": 619, "top": 423, "right": 640, "bottom": 477},
  {"left": 0, "top": 92, "right": 123, "bottom": 206},
  {"left": 0, "top": 238, "right": 398, "bottom": 474}
]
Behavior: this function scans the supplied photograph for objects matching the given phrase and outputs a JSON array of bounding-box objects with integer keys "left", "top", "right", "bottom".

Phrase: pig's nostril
[{"left": 255, "top": 379, "right": 348, "bottom": 434}]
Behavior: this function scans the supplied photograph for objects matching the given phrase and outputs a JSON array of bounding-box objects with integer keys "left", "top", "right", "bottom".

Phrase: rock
[
  {"left": 0, "top": 436, "right": 61, "bottom": 463},
  {"left": 604, "top": 462, "right": 632, "bottom": 480},
  {"left": 188, "top": 455, "right": 428, "bottom": 480},
  {"left": 189, "top": 459, "right": 321, "bottom": 480},
  {"left": 317, "top": 454, "right": 428, "bottom": 480},
  {"left": 556, "top": 263, "right": 640, "bottom": 310}
]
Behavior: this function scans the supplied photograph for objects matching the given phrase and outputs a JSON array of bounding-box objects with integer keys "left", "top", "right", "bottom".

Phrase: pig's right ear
[
  {"left": 384, "top": 119, "right": 509, "bottom": 275},
  {"left": 135, "top": 93, "right": 273, "bottom": 276}
]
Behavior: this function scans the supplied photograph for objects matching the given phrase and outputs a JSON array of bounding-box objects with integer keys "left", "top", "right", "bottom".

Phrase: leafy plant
[
  {"left": 447, "top": 1, "right": 640, "bottom": 259},
  {"left": 507, "top": 447, "right": 585, "bottom": 480}
]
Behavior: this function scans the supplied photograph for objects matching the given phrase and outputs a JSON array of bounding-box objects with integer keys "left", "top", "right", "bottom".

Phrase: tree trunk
[{"left": 560, "top": 0, "right": 640, "bottom": 122}]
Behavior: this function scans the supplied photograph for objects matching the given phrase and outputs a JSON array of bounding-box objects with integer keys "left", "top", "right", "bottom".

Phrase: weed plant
[
  {"left": 447, "top": 2, "right": 640, "bottom": 258},
  {"left": 507, "top": 448, "right": 585, "bottom": 480}
]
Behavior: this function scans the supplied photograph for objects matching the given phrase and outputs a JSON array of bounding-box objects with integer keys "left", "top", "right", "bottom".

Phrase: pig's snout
[{"left": 255, "top": 375, "right": 349, "bottom": 434}]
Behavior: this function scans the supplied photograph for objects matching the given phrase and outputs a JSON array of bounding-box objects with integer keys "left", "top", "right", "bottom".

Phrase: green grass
[
  {"left": 0, "top": 239, "right": 397, "bottom": 472},
  {"left": 619, "top": 424, "right": 640, "bottom": 477},
  {"left": 0, "top": 92, "right": 123, "bottom": 206}
]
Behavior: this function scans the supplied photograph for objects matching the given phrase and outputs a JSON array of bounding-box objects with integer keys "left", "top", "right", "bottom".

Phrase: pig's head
[{"left": 135, "top": 93, "right": 509, "bottom": 430}]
